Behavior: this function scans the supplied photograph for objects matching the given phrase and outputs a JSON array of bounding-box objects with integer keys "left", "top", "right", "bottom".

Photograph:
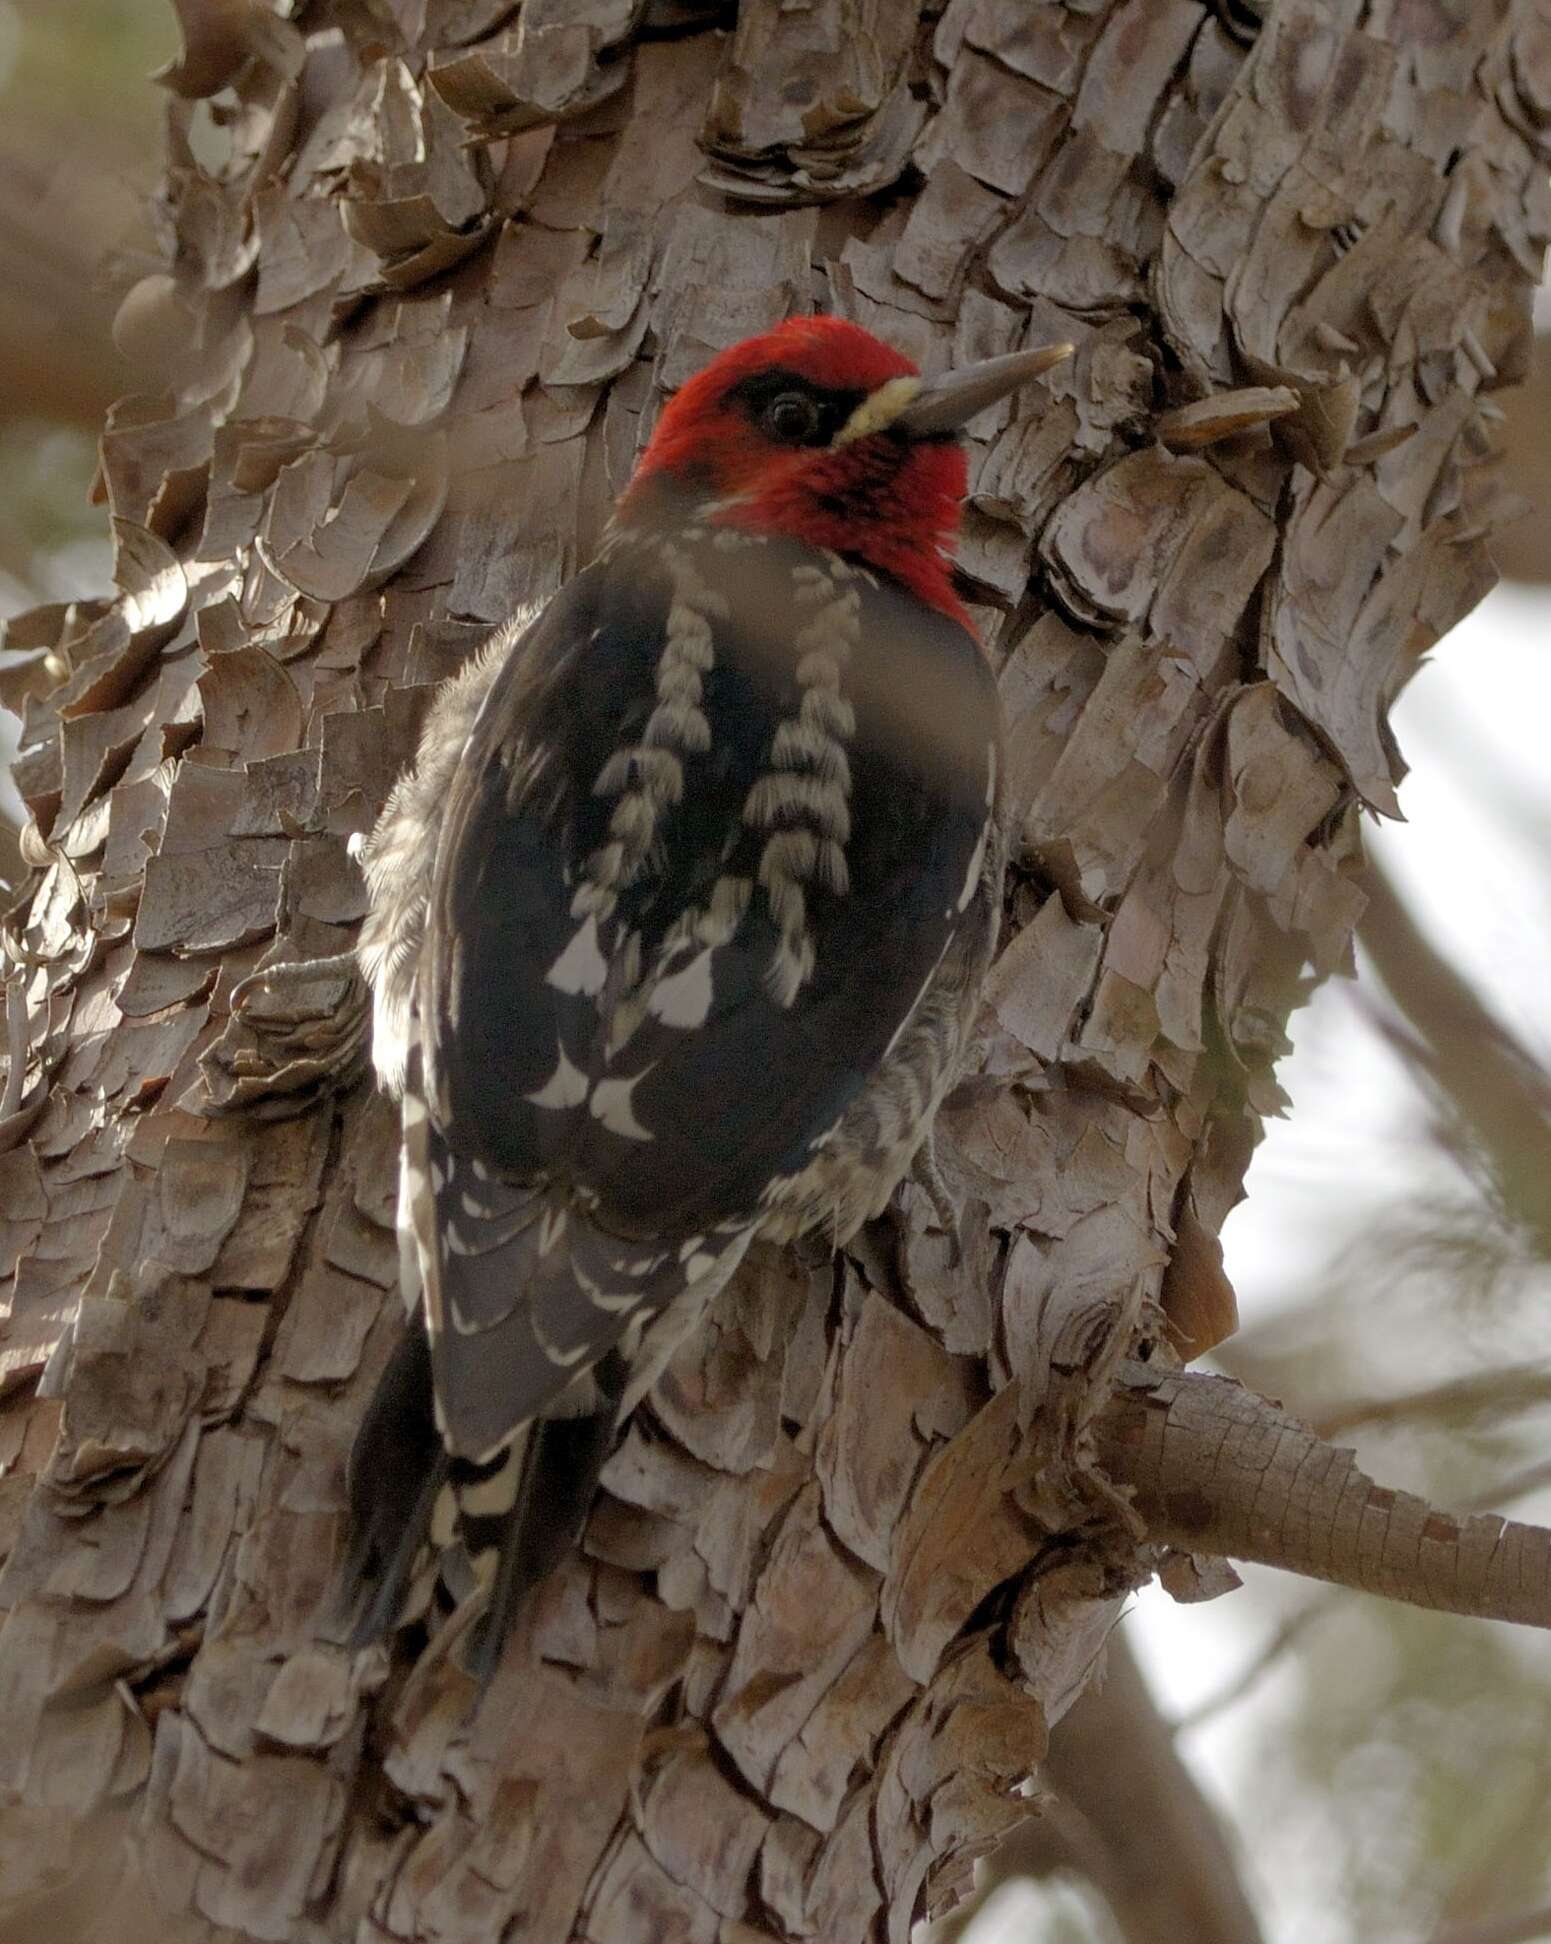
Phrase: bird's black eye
[{"left": 763, "top": 391, "right": 824, "bottom": 444}]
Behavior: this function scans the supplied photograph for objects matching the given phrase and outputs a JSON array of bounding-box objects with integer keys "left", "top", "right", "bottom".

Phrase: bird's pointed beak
[{"left": 891, "top": 341, "right": 1075, "bottom": 438}]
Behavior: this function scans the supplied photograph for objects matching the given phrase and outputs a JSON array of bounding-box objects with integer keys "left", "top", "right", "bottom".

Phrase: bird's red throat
[
  {"left": 620, "top": 317, "right": 976, "bottom": 630},
  {"left": 714, "top": 437, "right": 972, "bottom": 628}
]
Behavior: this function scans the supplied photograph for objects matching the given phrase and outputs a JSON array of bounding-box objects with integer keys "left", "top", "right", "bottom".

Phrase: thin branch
[
  {"left": 1358, "top": 856, "right": 1551, "bottom": 1256},
  {"left": 1175, "top": 1445, "right": 1551, "bottom": 1732},
  {"left": 1313, "top": 1362, "right": 1551, "bottom": 1439},
  {"left": 1465, "top": 1458, "right": 1551, "bottom": 1514},
  {"left": 1097, "top": 1365, "right": 1551, "bottom": 1630},
  {"left": 1037, "top": 1632, "right": 1265, "bottom": 1944}
]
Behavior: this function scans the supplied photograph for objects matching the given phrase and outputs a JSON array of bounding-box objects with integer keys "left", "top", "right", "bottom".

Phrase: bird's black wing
[{"left": 416, "top": 529, "right": 999, "bottom": 1456}]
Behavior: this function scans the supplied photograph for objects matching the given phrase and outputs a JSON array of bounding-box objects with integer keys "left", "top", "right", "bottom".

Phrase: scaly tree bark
[
  {"left": 935, "top": 1631, "right": 1264, "bottom": 1944},
  {"left": 1, "top": 2, "right": 1549, "bottom": 1939}
]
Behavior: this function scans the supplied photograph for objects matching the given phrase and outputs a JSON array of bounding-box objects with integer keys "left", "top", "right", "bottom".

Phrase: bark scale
[{"left": 0, "top": 2, "right": 1547, "bottom": 1939}]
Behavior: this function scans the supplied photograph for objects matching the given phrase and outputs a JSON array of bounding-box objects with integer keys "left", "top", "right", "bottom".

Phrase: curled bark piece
[
  {"left": 155, "top": 0, "right": 304, "bottom": 100},
  {"left": 1343, "top": 420, "right": 1419, "bottom": 465},
  {"left": 1155, "top": 385, "right": 1298, "bottom": 449},
  {"left": 1157, "top": 1199, "right": 1238, "bottom": 1359},
  {"left": 429, "top": 28, "right": 630, "bottom": 141},
  {"left": 199, "top": 950, "right": 370, "bottom": 1119}
]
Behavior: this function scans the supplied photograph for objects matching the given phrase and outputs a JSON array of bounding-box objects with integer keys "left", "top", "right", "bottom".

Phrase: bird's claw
[{"left": 910, "top": 1134, "right": 963, "bottom": 1267}]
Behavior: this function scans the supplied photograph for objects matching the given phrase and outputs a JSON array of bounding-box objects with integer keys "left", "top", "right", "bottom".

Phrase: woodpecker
[{"left": 341, "top": 315, "right": 1072, "bottom": 1684}]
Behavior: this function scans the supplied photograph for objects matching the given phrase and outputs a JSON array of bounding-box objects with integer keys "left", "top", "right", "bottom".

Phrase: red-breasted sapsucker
[{"left": 341, "top": 316, "right": 1072, "bottom": 1685}]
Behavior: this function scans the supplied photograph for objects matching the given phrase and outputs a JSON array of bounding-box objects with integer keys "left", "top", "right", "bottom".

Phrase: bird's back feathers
[{"left": 342, "top": 521, "right": 1001, "bottom": 1685}]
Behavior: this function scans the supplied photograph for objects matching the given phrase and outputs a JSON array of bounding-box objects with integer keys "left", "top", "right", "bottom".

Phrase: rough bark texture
[
  {"left": 1, "top": 1, "right": 1547, "bottom": 1939},
  {"left": 937, "top": 1629, "right": 1265, "bottom": 1944}
]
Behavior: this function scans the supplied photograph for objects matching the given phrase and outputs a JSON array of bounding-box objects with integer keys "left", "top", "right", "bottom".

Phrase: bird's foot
[{"left": 909, "top": 1133, "right": 963, "bottom": 1268}]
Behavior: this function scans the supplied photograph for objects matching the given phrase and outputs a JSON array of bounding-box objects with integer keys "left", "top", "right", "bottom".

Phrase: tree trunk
[{"left": 1, "top": 2, "right": 1546, "bottom": 1939}]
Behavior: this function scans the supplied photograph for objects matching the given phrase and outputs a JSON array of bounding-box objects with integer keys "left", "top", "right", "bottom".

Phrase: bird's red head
[{"left": 622, "top": 317, "right": 974, "bottom": 626}]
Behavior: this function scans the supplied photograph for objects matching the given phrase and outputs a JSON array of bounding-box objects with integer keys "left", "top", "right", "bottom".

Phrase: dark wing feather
[
  {"left": 416, "top": 1112, "right": 750, "bottom": 1458},
  {"left": 337, "top": 1321, "right": 447, "bottom": 1647},
  {"left": 335, "top": 1315, "right": 627, "bottom": 1686},
  {"left": 417, "top": 530, "right": 998, "bottom": 1447}
]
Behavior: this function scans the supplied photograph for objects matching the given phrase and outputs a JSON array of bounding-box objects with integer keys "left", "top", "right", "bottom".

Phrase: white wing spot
[
  {"left": 581, "top": 1278, "right": 646, "bottom": 1314},
  {"left": 533, "top": 1315, "right": 595, "bottom": 1367},
  {"left": 538, "top": 1205, "right": 568, "bottom": 1255},
  {"left": 647, "top": 949, "right": 715, "bottom": 1028},
  {"left": 591, "top": 1071, "right": 655, "bottom": 1142},
  {"left": 526, "top": 1043, "right": 590, "bottom": 1110},
  {"left": 684, "top": 1251, "right": 719, "bottom": 1281},
  {"left": 546, "top": 914, "right": 608, "bottom": 995}
]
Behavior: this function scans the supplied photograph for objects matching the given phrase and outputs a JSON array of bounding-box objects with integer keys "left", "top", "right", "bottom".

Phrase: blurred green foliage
[
  {"left": 0, "top": 0, "right": 171, "bottom": 612},
  {"left": 1278, "top": 1599, "right": 1551, "bottom": 1940},
  {"left": 1, "top": 0, "right": 171, "bottom": 156},
  {"left": 0, "top": 424, "right": 106, "bottom": 596}
]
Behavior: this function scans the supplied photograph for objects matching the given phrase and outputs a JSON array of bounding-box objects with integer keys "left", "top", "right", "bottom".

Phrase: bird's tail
[{"left": 334, "top": 1326, "right": 624, "bottom": 1691}]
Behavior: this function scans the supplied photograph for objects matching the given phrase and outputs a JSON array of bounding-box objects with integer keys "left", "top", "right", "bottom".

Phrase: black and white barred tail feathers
[
  {"left": 405, "top": 1097, "right": 753, "bottom": 1462},
  {"left": 340, "top": 1323, "right": 627, "bottom": 1687}
]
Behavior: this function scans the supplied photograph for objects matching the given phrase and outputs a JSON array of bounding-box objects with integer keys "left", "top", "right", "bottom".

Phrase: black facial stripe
[{"left": 725, "top": 369, "right": 868, "bottom": 447}]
